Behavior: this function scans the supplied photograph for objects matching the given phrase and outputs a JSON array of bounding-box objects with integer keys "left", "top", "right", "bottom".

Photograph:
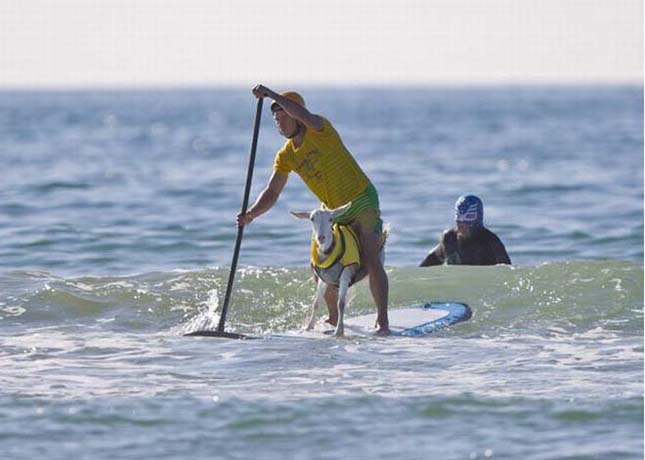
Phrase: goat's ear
[
  {"left": 330, "top": 202, "right": 352, "bottom": 219},
  {"left": 289, "top": 211, "right": 311, "bottom": 220}
]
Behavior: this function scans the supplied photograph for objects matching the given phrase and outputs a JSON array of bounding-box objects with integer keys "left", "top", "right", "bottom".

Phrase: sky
[{"left": 1, "top": 0, "right": 642, "bottom": 88}]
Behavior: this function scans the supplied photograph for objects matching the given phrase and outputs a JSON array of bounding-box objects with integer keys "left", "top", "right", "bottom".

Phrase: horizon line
[{"left": 1, "top": 80, "right": 643, "bottom": 92}]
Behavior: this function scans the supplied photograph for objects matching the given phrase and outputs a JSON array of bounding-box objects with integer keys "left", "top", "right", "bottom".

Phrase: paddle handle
[{"left": 217, "top": 97, "right": 263, "bottom": 332}]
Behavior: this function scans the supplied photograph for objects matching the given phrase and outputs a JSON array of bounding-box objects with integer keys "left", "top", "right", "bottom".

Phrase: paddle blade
[{"left": 183, "top": 330, "right": 256, "bottom": 340}]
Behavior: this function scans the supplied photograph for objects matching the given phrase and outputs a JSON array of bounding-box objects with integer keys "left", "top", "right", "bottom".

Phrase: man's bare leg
[
  {"left": 323, "top": 285, "right": 339, "bottom": 326},
  {"left": 358, "top": 230, "right": 390, "bottom": 335}
]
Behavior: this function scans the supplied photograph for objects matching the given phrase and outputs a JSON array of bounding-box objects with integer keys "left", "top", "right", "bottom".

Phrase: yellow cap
[{"left": 271, "top": 91, "right": 305, "bottom": 112}]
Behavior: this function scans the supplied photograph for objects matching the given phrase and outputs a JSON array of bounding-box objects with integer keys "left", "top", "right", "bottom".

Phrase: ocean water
[{"left": 0, "top": 87, "right": 642, "bottom": 459}]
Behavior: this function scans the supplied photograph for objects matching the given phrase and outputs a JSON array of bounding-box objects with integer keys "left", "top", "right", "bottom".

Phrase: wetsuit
[{"left": 420, "top": 227, "right": 511, "bottom": 266}]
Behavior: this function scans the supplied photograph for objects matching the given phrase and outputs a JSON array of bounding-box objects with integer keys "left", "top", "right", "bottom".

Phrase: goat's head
[{"left": 290, "top": 202, "right": 352, "bottom": 253}]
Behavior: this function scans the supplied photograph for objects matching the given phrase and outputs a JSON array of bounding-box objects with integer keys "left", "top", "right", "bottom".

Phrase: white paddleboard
[
  {"left": 344, "top": 302, "right": 471, "bottom": 337},
  {"left": 286, "top": 302, "right": 471, "bottom": 338},
  {"left": 189, "top": 303, "right": 471, "bottom": 340}
]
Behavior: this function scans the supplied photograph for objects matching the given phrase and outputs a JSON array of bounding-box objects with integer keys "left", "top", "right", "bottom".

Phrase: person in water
[
  {"left": 420, "top": 195, "right": 511, "bottom": 266},
  {"left": 236, "top": 85, "right": 390, "bottom": 335}
]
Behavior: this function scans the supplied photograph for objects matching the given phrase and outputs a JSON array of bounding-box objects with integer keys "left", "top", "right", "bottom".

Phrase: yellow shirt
[{"left": 273, "top": 117, "right": 370, "bottom": 208}]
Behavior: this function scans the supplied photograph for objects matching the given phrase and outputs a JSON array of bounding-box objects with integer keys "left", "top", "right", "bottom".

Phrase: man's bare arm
[
  {"left": 253, "top": 84, "right": 324, "bottom": 131},
  {"left": 237, "top": 172, "right": 288, "bottom": 226}
]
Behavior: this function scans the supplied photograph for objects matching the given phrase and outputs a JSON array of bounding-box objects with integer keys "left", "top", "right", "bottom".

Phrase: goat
[{"left": 290, "top": 202, "right": 386, "bottom": 337}]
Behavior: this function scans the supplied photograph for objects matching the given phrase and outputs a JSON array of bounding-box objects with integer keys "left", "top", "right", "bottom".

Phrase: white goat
[{"left": 290, "top": 202, "right": 385, "bottom": 337}]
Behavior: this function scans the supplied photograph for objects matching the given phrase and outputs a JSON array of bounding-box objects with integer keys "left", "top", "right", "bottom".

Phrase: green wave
[{"left": 2, "top": 261, "right": 642, "bottom": 336}]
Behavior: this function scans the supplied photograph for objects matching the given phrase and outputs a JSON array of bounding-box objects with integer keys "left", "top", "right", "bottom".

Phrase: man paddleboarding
[{"left": 237, "top": 85, "right": 390, "bottom": 335}]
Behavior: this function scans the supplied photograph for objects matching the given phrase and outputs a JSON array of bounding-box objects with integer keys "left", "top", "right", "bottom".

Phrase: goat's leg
[
  {"left": 334, "top": 269, "right": 353, "bottom": 337},
  {"left": 306, "top": 278, "right": 326, "bottom": 330}
]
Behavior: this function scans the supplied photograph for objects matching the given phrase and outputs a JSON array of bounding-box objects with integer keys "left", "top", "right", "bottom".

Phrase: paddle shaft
[{"left": 216, "top": 98, "right": 263, "bottom": 332}]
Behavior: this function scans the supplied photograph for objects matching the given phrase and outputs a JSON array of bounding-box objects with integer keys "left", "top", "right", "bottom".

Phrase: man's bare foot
[
  {"left": 375, "top": 327, "right": 391, "bottom": 336},
  {"left": 324, "top": 317, "right": 338, "bottom": 327}
]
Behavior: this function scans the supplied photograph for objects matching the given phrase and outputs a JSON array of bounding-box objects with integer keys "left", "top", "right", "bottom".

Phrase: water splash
[{"left": 176, "top": 288, "right": 221, "bottom": 335}]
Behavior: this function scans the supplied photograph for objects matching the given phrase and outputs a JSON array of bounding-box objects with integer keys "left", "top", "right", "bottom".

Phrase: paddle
[{"left": 185, "top": 97, "right": 264, "bottom": 339}]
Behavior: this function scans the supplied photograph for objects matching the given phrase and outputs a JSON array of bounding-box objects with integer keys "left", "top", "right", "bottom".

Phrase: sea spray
[{"left": 178, "top": 288, "right": 221, "bottom": 334}]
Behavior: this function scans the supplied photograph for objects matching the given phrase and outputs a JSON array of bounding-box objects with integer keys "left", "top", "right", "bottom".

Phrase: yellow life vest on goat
[{"left": 310, "top": 224, "right": 361, "bottom": 287}]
